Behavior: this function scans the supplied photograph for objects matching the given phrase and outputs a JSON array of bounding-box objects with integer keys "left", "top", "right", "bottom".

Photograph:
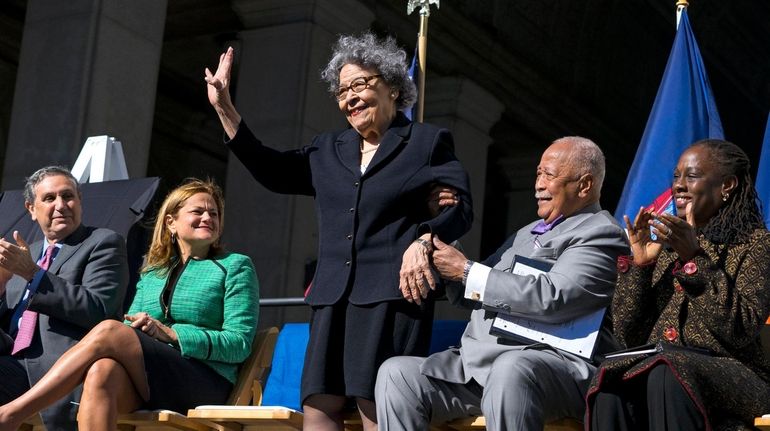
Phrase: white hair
[{"left": 552, "top": 136, "right": 606, "bottom": 191}]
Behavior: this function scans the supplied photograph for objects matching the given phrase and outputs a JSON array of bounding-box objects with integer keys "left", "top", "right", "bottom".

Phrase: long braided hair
[{"left": 694, "top": 139, "right": 766, "bottom": 244}]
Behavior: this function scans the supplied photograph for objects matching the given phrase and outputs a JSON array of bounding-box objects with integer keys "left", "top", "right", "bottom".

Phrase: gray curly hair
[{"left": 321, "top": 32, "right": 417, "bottom": 111}]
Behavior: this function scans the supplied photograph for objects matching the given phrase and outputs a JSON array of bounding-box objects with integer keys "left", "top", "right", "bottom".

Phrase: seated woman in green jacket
[{"left": 0, "top": 178, "right": 259, "bottom": 430}]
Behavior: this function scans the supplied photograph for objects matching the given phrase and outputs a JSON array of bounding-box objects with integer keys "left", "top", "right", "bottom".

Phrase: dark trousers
[
  {"left": 0, "top": 354, "right": 80, "bottom": 431},
  {"left": 0, "top": 355, "right": 31, "bottom": 402},
  {"left": 590, "top": 364, "right": 705, "bottom": 431}
]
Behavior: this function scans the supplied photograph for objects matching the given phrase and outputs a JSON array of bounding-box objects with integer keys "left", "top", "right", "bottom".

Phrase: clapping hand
[
  {"left": 0, "top": 231, "right": 37, "bottom": 285},
  {"left": 624, "top": 207, "right": 663, "bottom": 266},
  {"left": 650, "top": 202, "right": 701, "bottom": 261}
]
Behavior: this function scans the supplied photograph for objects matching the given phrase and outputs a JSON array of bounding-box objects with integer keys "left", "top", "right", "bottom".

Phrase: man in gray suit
[
  {"left": 376, "top": 137, "right": 629, "bottom": 430},
  {"left": 0, "top": 166, "right": 129, "bottom": 430}
]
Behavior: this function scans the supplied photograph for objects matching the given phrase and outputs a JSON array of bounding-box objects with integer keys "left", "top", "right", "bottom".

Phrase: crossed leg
[{"left": 0, "top": 320, "right": 148, "bottom": 431}]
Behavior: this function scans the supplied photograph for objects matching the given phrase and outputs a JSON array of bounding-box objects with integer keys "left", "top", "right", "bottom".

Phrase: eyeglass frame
[{"left": 335, "top": 74, "right": 383, "bottom": 101}]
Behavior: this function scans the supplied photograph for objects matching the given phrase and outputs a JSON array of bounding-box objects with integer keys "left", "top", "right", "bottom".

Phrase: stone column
[
  {"left": 2, "top": 0, "right": 166, "bottom": 188},
  {"left": 424, "top": 76, "right": 505, "bottom": 261},
  {"left": 0, "top": 60, "right": 16, "bottom": 178},
  {"left": 226, "top": 0, "right": 374, "bottom": 324}
]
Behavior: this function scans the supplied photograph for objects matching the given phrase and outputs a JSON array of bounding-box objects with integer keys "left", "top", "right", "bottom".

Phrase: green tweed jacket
[{"left": 125, "top": 252, "right": 259, "bottom": 384}]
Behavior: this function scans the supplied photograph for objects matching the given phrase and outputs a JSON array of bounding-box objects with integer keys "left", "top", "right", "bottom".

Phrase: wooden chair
[
  {"left": 187, "top": 406, "right": 303, "bottom": 430},
  {"left": 115, "top": 410, "right": 218, "bottom": 431},
  {"left": 189, "top": 324, "right": 310, "bottom": 430},
  {"left": 545, "top": 419, "right": 583, "bottom": 431},
  {"left": 436, "top": 416, "right": 582, "bottom": 430},
  {"left": 756, "top": 416, "right": 770, "bottom": 430},
  {"left": 186, "top": 410, "right": 582, "bottom": 431},
  {"left": 16, "top": 414, "right": 44, "bottom": 431},
  {"left": 189, "top": 321, "right": 457, "bottom": 431},
  {"left": 115, "top": 326, "right": 280, "bottom": 431},
  {"left": 189, "top": 406, "right": 372, "bottom": 431}
]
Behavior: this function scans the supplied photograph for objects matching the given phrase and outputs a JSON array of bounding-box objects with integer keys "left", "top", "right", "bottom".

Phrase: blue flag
[
  {"left": 405, "top": 47, "right": 418, "bottom": 121},
  {"left": 614, "top": 10, "right": 723, "bottom": 222},
  {"left": 755, "top": 113, "right": 770, "bottom": 226}
]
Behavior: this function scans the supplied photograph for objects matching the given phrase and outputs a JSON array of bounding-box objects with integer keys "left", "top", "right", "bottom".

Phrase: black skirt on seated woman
[{"left": 133, "top": 329, "right": 232, "bottom": 412}]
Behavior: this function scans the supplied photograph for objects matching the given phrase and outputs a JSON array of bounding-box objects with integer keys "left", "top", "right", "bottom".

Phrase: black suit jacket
[
  {"left": 227, "top": 112, "right": 473, "bottom": 305},
  {"left": 0, "top": 225, "right": 129, "bottom": 430}
]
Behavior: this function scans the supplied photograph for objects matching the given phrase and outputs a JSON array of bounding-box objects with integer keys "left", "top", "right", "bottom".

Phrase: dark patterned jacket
[{"left": 586, "top": 229, "right": 770, "bottom": 431}]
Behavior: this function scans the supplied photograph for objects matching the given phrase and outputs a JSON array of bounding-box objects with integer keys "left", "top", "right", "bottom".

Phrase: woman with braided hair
[{"left": 586, "top": 139, "right": 770, "bottom": 430}]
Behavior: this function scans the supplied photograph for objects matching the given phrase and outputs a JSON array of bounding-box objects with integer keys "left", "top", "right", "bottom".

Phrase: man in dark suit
[
  {"left": 0, "top": 166, "right": 129, "bottom": 430},
  {"left": 376, "top": 137, "right": 629, "bottom": 431}
]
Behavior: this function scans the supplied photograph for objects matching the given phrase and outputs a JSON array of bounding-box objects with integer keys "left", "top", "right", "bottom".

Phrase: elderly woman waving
[{"left": 205, "top": 32, "right": 472, "bottom": 430}]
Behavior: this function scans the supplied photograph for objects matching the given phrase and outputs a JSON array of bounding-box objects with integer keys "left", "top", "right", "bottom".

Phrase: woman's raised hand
[
  {"left": 205, "top": 47, "right": 234, "bottom": 108},
  {"left": 624, "top": 206, "right": 663, "bottom": 266},
  {"left": 204, "top": 47, "right": 241, "bottom": 138}
]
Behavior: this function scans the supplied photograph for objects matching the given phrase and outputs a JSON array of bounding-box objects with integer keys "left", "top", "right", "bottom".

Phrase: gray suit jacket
[
  {"left": 0, "top": 224, "right": 129, "bottom": 430},
  {"left": 421, "top": 203, "right": 628, "bottom": 389}
]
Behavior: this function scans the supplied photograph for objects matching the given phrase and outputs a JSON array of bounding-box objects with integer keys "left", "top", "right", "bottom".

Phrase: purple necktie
[
  {"left": 531, "top": 215, "right": 565, "bottom": 235},
  {"left": 12, "top": 244, "right": 56, "bottom": 355}
]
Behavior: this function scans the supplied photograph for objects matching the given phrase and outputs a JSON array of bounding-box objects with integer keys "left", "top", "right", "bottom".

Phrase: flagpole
[
  {"left": 408, "top": 0, "right": 439, "bottom": 123},
  {"left": 416, "top": 14, "right": 428, "bottom": 123},
  {"left": 676, "top": 0, "right": 689, "bottom": 28}
]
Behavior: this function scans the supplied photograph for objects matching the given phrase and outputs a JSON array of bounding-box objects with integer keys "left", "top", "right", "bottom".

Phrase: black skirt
[
  {"left": 300, "top": 298, "right": 434, "bottom": 403},
  {"left": 132, "top": 329, "right": 232, "bottom": 412}
]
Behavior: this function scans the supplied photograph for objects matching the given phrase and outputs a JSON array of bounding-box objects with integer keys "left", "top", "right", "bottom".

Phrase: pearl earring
[{"left": 722, "top": 192, "right": 729, "bottom": 202}]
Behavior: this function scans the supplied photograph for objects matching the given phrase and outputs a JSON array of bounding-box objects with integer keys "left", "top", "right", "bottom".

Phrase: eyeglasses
[{"left": 336, "top": 74, "right": 382, "bottom": 101}]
